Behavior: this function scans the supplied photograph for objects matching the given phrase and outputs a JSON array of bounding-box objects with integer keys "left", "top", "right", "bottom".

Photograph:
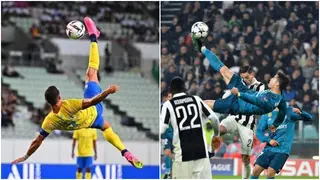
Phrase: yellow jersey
[
  {"left": 73, "top": 128, "right": 98, "bottom": 157},
  {"left": 41, "top": 99, "right": 97, "bottom": 136}
]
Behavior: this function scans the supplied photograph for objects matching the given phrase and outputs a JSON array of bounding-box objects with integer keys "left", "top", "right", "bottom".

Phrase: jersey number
[
  {"left": 247, "top": 139, "right": 253, "bottom": 148},
  {"left": 176, "top": 104, "right": 200, "bottom": 131}
]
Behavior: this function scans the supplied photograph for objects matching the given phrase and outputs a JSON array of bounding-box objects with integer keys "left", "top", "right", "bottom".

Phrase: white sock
[{"left": 242, "top": 162, "right": 251, "bottom": 179}]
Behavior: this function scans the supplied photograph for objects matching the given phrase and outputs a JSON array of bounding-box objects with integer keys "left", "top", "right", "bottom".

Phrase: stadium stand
[
  {"left": 2, "top": 1, "right": 159, "bottom": 42},
  {"left": 161, "top": 1, "right": 319, "bottom": 155}
]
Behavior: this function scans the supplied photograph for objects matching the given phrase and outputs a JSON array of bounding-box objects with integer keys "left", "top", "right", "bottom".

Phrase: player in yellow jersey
[
  {"left": 72, "top": 128, "right": 97, "bottom": 179},
  {"left": 11, "top": 17, "right": 143, "bottom": 169}
]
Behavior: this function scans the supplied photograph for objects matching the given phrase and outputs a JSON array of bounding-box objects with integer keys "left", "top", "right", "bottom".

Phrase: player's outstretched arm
[
  {"left": 82, "top": 85, "right": 119, "bottom": 109},
  {"left": 11, "top": 134, "right": 45, "bottom": 164},
  {"left": 291, "top": 108, "right": 313, "bottom": 122},
  {"left": 232, "top": 88, "right": 273, "bottom": 112}
]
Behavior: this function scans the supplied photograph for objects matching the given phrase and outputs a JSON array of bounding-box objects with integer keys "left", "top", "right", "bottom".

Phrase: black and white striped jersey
[
  {"left": 160, "top": 92, "right": 219, "bottom": 162},
  {"left": 223, "top": 78, "right": 266, "bottom": 130}
]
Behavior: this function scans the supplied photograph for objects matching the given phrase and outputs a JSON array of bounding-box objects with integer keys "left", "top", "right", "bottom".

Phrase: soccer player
[
  {"left": 192, "top": 35, "right": 289, "bottom": 127},
  {"left": 161, "top": 126, "right": 173, "bottom": 179},
  {"left": 11, "top": 17, "right": 143, "bottom": 169},
  {"left": 219, "top": 66, "right": 265, "bottom": 179},
  {"left": 161, "top": 91, "right": 173, "bottom": 179},
  {"left": 72, "top": 128, "right": 98, "bottom": 179},
  {"left": 160, "top": 77, "right": 220, "bottom": 179},
  {"left": 251, "top": 106, "right": 312, "bottom": 179}
]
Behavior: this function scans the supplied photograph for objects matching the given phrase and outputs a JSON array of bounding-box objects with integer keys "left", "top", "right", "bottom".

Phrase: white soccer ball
[
  {"left": 191, "top": 22, "right": 209, "bottom": 39},
  {"left": 66, "top": 20, "right": 86, "bottom": 40}
]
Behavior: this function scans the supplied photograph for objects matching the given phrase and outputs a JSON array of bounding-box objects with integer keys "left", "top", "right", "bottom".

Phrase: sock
[
  {"left": 89, "top": 34, "right": 97, "bottom": 42},
  {"left": 164, "top": 155, "right": 172, "bottom": 174},
  {"left": 250, "top": 175, "right": 259, "bottom": 179},
  {"left": 85, "top": 172, "right": 91, "bottom": 179},
  {"left": 103, "top": 127, "right": 126, "bottom": 151},
  {"left": 76, "top": 172, "right": 82, "bottom": 179},
  {"left": 242, "top": 162, "right": 251, "bottom": 179},
  {"left": 202, "top": 47, "right": 224, "bottom": 72},
  {"left": 88, "top": 41, "right": 100, "bottom": 70}
]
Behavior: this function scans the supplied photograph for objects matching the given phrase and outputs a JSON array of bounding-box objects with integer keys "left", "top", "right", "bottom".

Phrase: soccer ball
[
  {"left": 191, "top": 22, "right": 209, "bottom": 39},
  {"left": 66, "top": 20, "right": 86, "bottom": 39}
]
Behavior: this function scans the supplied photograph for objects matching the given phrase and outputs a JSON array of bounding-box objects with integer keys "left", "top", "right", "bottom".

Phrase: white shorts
[
  {"left": 220, "top": 115, "right": 254, "bottom": 155},
  {"left": 172, "top": 158, "right": 211, "bottom": 179}
]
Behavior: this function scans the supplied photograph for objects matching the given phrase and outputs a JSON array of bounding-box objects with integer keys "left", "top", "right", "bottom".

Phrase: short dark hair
[
  {"left": 169, "top": 77, "right": 186, "bottom": 95},
  {"left": 239, "top": 66, "right": 254, "bottom": 74},
  {"left": 277, "top": 72, "right": 290, "bottom": 92},
  {"left": 45, "top": 86, "right": 60, "bottom": 106}
]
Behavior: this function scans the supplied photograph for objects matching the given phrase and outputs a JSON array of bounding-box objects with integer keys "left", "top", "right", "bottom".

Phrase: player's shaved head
[
  {"left": 169, "top": 77, "right": 186, "bottom": 95},
  {"left": 45, "top": 86, "right": 60, "bottom": 106}
]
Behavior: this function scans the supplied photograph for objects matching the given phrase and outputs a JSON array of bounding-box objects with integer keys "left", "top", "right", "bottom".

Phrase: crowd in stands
[
  {"left": 1, "top": 68, "right": 75, "bottom": 138},
  {"left": 2, "top": 1, "right": 158, "bottom": 42},
  {"left": 2, "top": 65, "right": 25, "bottom": 78},
  {"left": 161, "top": 1, "right": 319, "bottom": 135},
  {"left": 1, "top": 85, "right": 17, "bottom": 128}
]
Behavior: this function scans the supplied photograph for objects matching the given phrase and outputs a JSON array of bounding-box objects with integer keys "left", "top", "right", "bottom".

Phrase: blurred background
[
  {"left": 1, "top": 1, "right": 159, "bottom": 179},
  {"left": 161, "top": 1, "right": 319, "bottom": 178}
]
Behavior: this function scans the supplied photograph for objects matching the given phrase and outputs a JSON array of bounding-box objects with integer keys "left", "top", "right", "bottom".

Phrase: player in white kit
[
  {"left": 219, "top": 66, "right": 265, "bottom": 179},
  {"left": 161, "top": 77, "right": 220, "bottom": 179}
]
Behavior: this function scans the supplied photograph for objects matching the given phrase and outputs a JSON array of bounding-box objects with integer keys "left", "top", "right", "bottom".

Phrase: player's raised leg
[
  {"left": 192, "top": 35, "right": 234, "bottom": 85},
  {"left": 84, "top": 17, "right": 101, "bottom": 83},
  {"left": 84, "top": 17, "right": 143, "bottom": 169},
  {"left": 204, "top": 93, "right": 236, "bottom": 113}
]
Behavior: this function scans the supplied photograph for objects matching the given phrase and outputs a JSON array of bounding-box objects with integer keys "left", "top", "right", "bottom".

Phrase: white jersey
[
  {"left": 160, "top": 92, "right": 219, "bottom": 162},
  {"left": 223, "top": 78, "right": 265, "bottom": 130}
]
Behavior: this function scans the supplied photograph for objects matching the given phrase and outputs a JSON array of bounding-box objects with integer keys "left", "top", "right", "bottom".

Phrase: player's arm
[
  {"left": 71, "top": 139, "right": 76, "bottom": 159},
  {"left": 93, "top": 140, "right": 97, "bottom": 160},
  {"left": 290, "top": 107, "right": 313, "bottom": 122},
  {"left": 71, "top": 131, "right": 77, "bottom": 159},
  {"left": 256, "top": 115, "right": 271, "bottom": 143},
  {"left": 196, "top": 97, "right": 220, "bottom": 136},
  {"left": 93, "top": 130, "right": 98, "bottom": 160},
  {"left": 160, "top": 102, "right": 171, "bottom": 134},
  {"left": 82, "top": 85, "right": 119, "bottom": 109},
  {"left": 271, "top": 99, "right": 287, "bottom": 127},
  {"left": 198, "top": 98, "right": 220, "bottom": 137},
  {"left": 11, "top": 134, "right": 45, "bottom": 164},
  {"left": 234, "top": 89, "right": 274, "bottom": 112},
  {"left": 256, "top": 114, "right": 280, "bottom": 146},
  {"left": 197, "top": 96, "right": 221, "bottom": 151},
  {"left": 12, "top": 118, "right": 54, "bottom": 164}
]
